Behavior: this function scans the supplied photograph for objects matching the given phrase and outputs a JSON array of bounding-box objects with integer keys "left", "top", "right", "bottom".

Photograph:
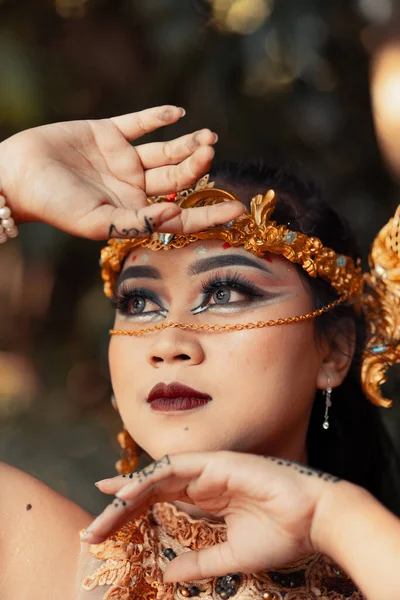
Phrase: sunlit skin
[{"left": 109, "top": 240, "right": 353, "bottom": 465}]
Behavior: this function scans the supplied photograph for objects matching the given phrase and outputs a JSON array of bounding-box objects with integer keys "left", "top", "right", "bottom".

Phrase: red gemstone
[
  {"left": 165, "top": 193, "right": 178, "bottom": 201},
  {"left": 263, "top": 255, "right": 272, "bottom": 262},
  {"left": 222, "top": 242, "right": 231, "bottom": 249}
]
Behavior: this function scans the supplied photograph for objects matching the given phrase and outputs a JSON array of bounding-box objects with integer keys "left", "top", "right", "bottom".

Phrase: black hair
[{"left": 210, "top": 159, "right": 393, "bottom": 503}]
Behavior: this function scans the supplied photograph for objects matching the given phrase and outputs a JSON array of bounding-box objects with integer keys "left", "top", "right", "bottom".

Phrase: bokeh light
[
  {"left": 209, "top": 0, "right": 273, "bottom": 35},
  {"left": 55, "top": 0, "right": 91, "bottom": 19},
  {"left": 358, "top": 0, "right": 393, "bottom": 25},
  {"left": 371, "top": 42, "right": 400, "bottom": 180}
]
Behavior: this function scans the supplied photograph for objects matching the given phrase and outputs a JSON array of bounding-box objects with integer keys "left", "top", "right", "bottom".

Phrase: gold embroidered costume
[{"left": 78, "top": 502, "right": 363, "bottom": 600}]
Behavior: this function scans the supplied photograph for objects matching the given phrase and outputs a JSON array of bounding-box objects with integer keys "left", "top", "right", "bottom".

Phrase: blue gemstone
[
  {"left": 372, "top": 344, "right": 388, "bottom": 354},
  {"left": 223, "top": 220, "right": 235, "bottom": 229},
  {"left": 284, "top": 232, "right": 297, "bottom": 244},
  {"left": 336, "top": 256, "right": 347, "bottom": 268}
]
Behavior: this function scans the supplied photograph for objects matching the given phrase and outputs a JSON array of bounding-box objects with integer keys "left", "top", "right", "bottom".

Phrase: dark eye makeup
[
  {"left": 112, "top": 282, "right": 166, "bottom": 317},
  {"left": 112, "top": 270, "right": 278, "bottom": 318},
  {"left": 192, "top": 270, "right": 265, "bottom": 314}
]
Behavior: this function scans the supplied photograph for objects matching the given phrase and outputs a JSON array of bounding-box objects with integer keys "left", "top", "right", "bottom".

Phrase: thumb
[
  {"left": 77, "top": 202, "right": 182, "bottom": 240},
  {"left": 164, "top": 543, "right": 239, "bottom": 583}
]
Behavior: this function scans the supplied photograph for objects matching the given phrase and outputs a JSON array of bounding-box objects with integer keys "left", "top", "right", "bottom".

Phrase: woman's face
[{"left": 109, "top": 240, "right": 327, "bottom": 462}]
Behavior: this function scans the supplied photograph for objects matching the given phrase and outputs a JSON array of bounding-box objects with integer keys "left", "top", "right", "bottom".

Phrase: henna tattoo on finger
[
  {"left": 266, "top": 456, "right": 341, "bottom": 483},
  {"left": 113, "top": 496, "right": 128, "bottom": 508},
  {"left": 137, "top": 455, "right": 171, "bottom": 483},
  {"left": 108, "top": 217, "right": 155, "bottom": 239},
  {"left": 122, "top": 472, "right": 136, "bottom": 479},
  {"left": 143, "top": 216, "right": 154, "bottom": 235}
]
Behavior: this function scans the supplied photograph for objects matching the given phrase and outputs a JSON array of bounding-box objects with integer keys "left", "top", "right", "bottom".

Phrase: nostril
[
  {"left": 177, "top": 354, "right": 190, "bottom": 361},
  {"left": 153, "top": 357, "right": 163, "bottom": 363}
]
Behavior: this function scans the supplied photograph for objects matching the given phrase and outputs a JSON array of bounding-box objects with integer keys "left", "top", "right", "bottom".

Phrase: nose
[{"left": 147, "top": 327, "right": 205, "bottom": 368}]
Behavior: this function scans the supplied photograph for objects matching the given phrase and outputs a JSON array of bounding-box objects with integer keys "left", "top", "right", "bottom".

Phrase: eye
[
  {"left": 192, "top": 272, "right": 265, "bottom": 314},
  {"left": 127, "top": 295, "right": 148, "bottom": 314},
  {"left": 112, "top": 286, "right": 166, "bottom": 318},
  {"left": 210, "top": 285, "right": 235, "bottom": 305}
]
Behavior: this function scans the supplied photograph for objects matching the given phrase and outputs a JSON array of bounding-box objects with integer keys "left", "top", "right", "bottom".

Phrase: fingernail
[
  {"left": 179, "top": 107, "right": 186, "bottom": 117},
  {"left": 212, "top": 133, "right": 219, "bottom": 144},
  {"left": 95, "top": 472, "right": 130, "bottom": 486},
  {"left": 94, "top": 479, "right": 108, "bottom": 486}
]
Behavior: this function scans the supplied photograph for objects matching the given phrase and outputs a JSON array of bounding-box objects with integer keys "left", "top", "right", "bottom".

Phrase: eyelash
[
  {"left": 196, "top": 271, "right": 263, "bottom": 309},
  {"left": 111, "top": 283, "right": 163, "bottom": 315},
  {"left": 111, "top": 271, "right": 264, "bottom": 316}
]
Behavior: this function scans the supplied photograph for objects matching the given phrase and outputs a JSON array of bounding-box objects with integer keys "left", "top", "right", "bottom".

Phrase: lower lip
[{"left": 149, "top": 396, "right": 211, "bottom": 412}]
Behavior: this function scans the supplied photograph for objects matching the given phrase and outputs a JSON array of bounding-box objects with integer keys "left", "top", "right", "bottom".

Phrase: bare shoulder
[{"left": 0, "top": 461, "right": 92, "bottom": 600}]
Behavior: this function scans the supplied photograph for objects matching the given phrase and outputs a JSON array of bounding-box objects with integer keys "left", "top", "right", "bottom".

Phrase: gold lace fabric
[{"left": 80, "top": 503, "right": 364, "bottom": 600}]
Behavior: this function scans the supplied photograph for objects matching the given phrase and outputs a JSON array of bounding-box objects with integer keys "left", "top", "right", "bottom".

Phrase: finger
[
  {"left": 158, "top": 200, "right": 246, "bottom": 233},
  {"left": 85, "top": 454, "right": 214, "bottom": 542},
  {"left": 80, "top": 201, "right": 181, "bottom": 240},
  {"left": 95, "top": 472, "right": 138, "bottom": 495},
  {"left": 164, "top": 543, "right": 239, "bottom": 583},
  {"left": 110, "top": 105, "right": 185, "bottom": 141},
  {"left": 136, "top": 129, "right": 218, "bottom": 170},
  {"left": 85, "top": 476, "right": 193, "bottom": 544},
  {"left": 144, "top": 145, "right": 215, "bottom": 195}
]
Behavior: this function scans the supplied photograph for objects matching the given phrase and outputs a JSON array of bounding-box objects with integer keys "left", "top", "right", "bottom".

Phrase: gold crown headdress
[
  {"left": 100, "top": 175, "right": 400, "bottom": 408},
  {"left": 361, "top": 205, "right": 400, "bottom": 408}
]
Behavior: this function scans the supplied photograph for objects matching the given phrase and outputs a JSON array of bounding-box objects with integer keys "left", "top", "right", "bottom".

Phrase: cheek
[
  {"left": 207, "top": 322, "right": 320, "bottom": 411},
  {"left": 108, "top": 337, "right": 143, "bottom": 401}
]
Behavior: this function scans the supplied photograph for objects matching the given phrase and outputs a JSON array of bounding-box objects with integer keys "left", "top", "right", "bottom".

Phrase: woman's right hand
[
  {"left": 86, "top": 452, "right": 346, "bottom": 580},
  {"left": 89, "top": 452, "right": 400, "bottom": 600},
  {"left": 0, "top": 105, "right": 245, "bottom": 240}
]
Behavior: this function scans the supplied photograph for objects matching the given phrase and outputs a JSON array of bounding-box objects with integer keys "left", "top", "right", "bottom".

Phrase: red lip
[{"left": 147, "top": 382, "right": 211, "bottom": 412}]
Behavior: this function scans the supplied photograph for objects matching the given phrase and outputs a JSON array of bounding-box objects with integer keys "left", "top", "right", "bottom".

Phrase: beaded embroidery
[{"left": 80, "top": 502, "right": 363, "bottom": 600}]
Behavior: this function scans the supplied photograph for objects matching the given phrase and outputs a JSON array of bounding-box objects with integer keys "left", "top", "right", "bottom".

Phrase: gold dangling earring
[
  {"left": 111, "top": 394, "right": 141, "bottom": 474},
  {"left": 116, "top": 427, "right": 141, "bottom": 474}
]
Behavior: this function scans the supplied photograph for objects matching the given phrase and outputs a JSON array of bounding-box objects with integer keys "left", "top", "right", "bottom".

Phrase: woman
[{"left": 0, "top": 106, "right": 399, "bottom": 600}]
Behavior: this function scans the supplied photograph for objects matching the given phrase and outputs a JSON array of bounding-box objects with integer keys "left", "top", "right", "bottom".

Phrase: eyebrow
[
  {"left": 116, "top": 252, "right": 275, "bottom": 289},
  {"left": 116, "top": 265, "right": 162, "bottom": 287},
  {"left": 188, "top": 253, "right": 275, "bottom": 276}
]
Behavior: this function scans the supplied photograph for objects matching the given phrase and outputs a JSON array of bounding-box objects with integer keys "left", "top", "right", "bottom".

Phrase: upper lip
[{"left": 147, "top": 382, "right": 211, "bottom": 402}]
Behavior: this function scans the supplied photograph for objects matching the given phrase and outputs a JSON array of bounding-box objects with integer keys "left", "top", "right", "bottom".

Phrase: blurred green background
[{"left": 1, "top": 0, "right": 400, "bottom": 515}]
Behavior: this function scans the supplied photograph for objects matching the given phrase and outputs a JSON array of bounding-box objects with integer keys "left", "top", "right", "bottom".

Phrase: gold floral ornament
[
  {"left": 361, "top": 205, "right": 400, "bottom": 408},
  {"left": 100, "top": 175, "right": 363, "bottom": 302}
]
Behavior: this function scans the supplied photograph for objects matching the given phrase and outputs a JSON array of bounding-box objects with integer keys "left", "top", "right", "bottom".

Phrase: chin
[{"left": 144, "top": 437, "right": 223, "bottom": 459}]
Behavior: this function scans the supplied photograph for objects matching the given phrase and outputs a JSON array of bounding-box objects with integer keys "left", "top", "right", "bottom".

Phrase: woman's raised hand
[
  {"left": 86, "top": 451, "right": 346, "bottom": 583},
  {"left": 0, "top": 106, "right": 245, "bottom": 239}
]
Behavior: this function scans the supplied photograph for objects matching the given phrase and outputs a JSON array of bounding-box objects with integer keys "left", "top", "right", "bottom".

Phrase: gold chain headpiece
[{"left": 100, "top": 175, "right": 400, "bottom": 408}]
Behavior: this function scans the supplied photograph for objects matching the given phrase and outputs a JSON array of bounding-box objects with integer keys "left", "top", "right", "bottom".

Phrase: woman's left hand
[
  {"left": 84, "top": 451, "right": 344, "bottom": 582},
  {"left": 0, "top": 106, "right": 245, "bottom": 239}
]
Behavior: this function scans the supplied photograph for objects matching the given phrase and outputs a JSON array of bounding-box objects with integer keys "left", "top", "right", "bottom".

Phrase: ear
[{"left": 316, "top": 319, "right": 356, "bottom": 390}]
